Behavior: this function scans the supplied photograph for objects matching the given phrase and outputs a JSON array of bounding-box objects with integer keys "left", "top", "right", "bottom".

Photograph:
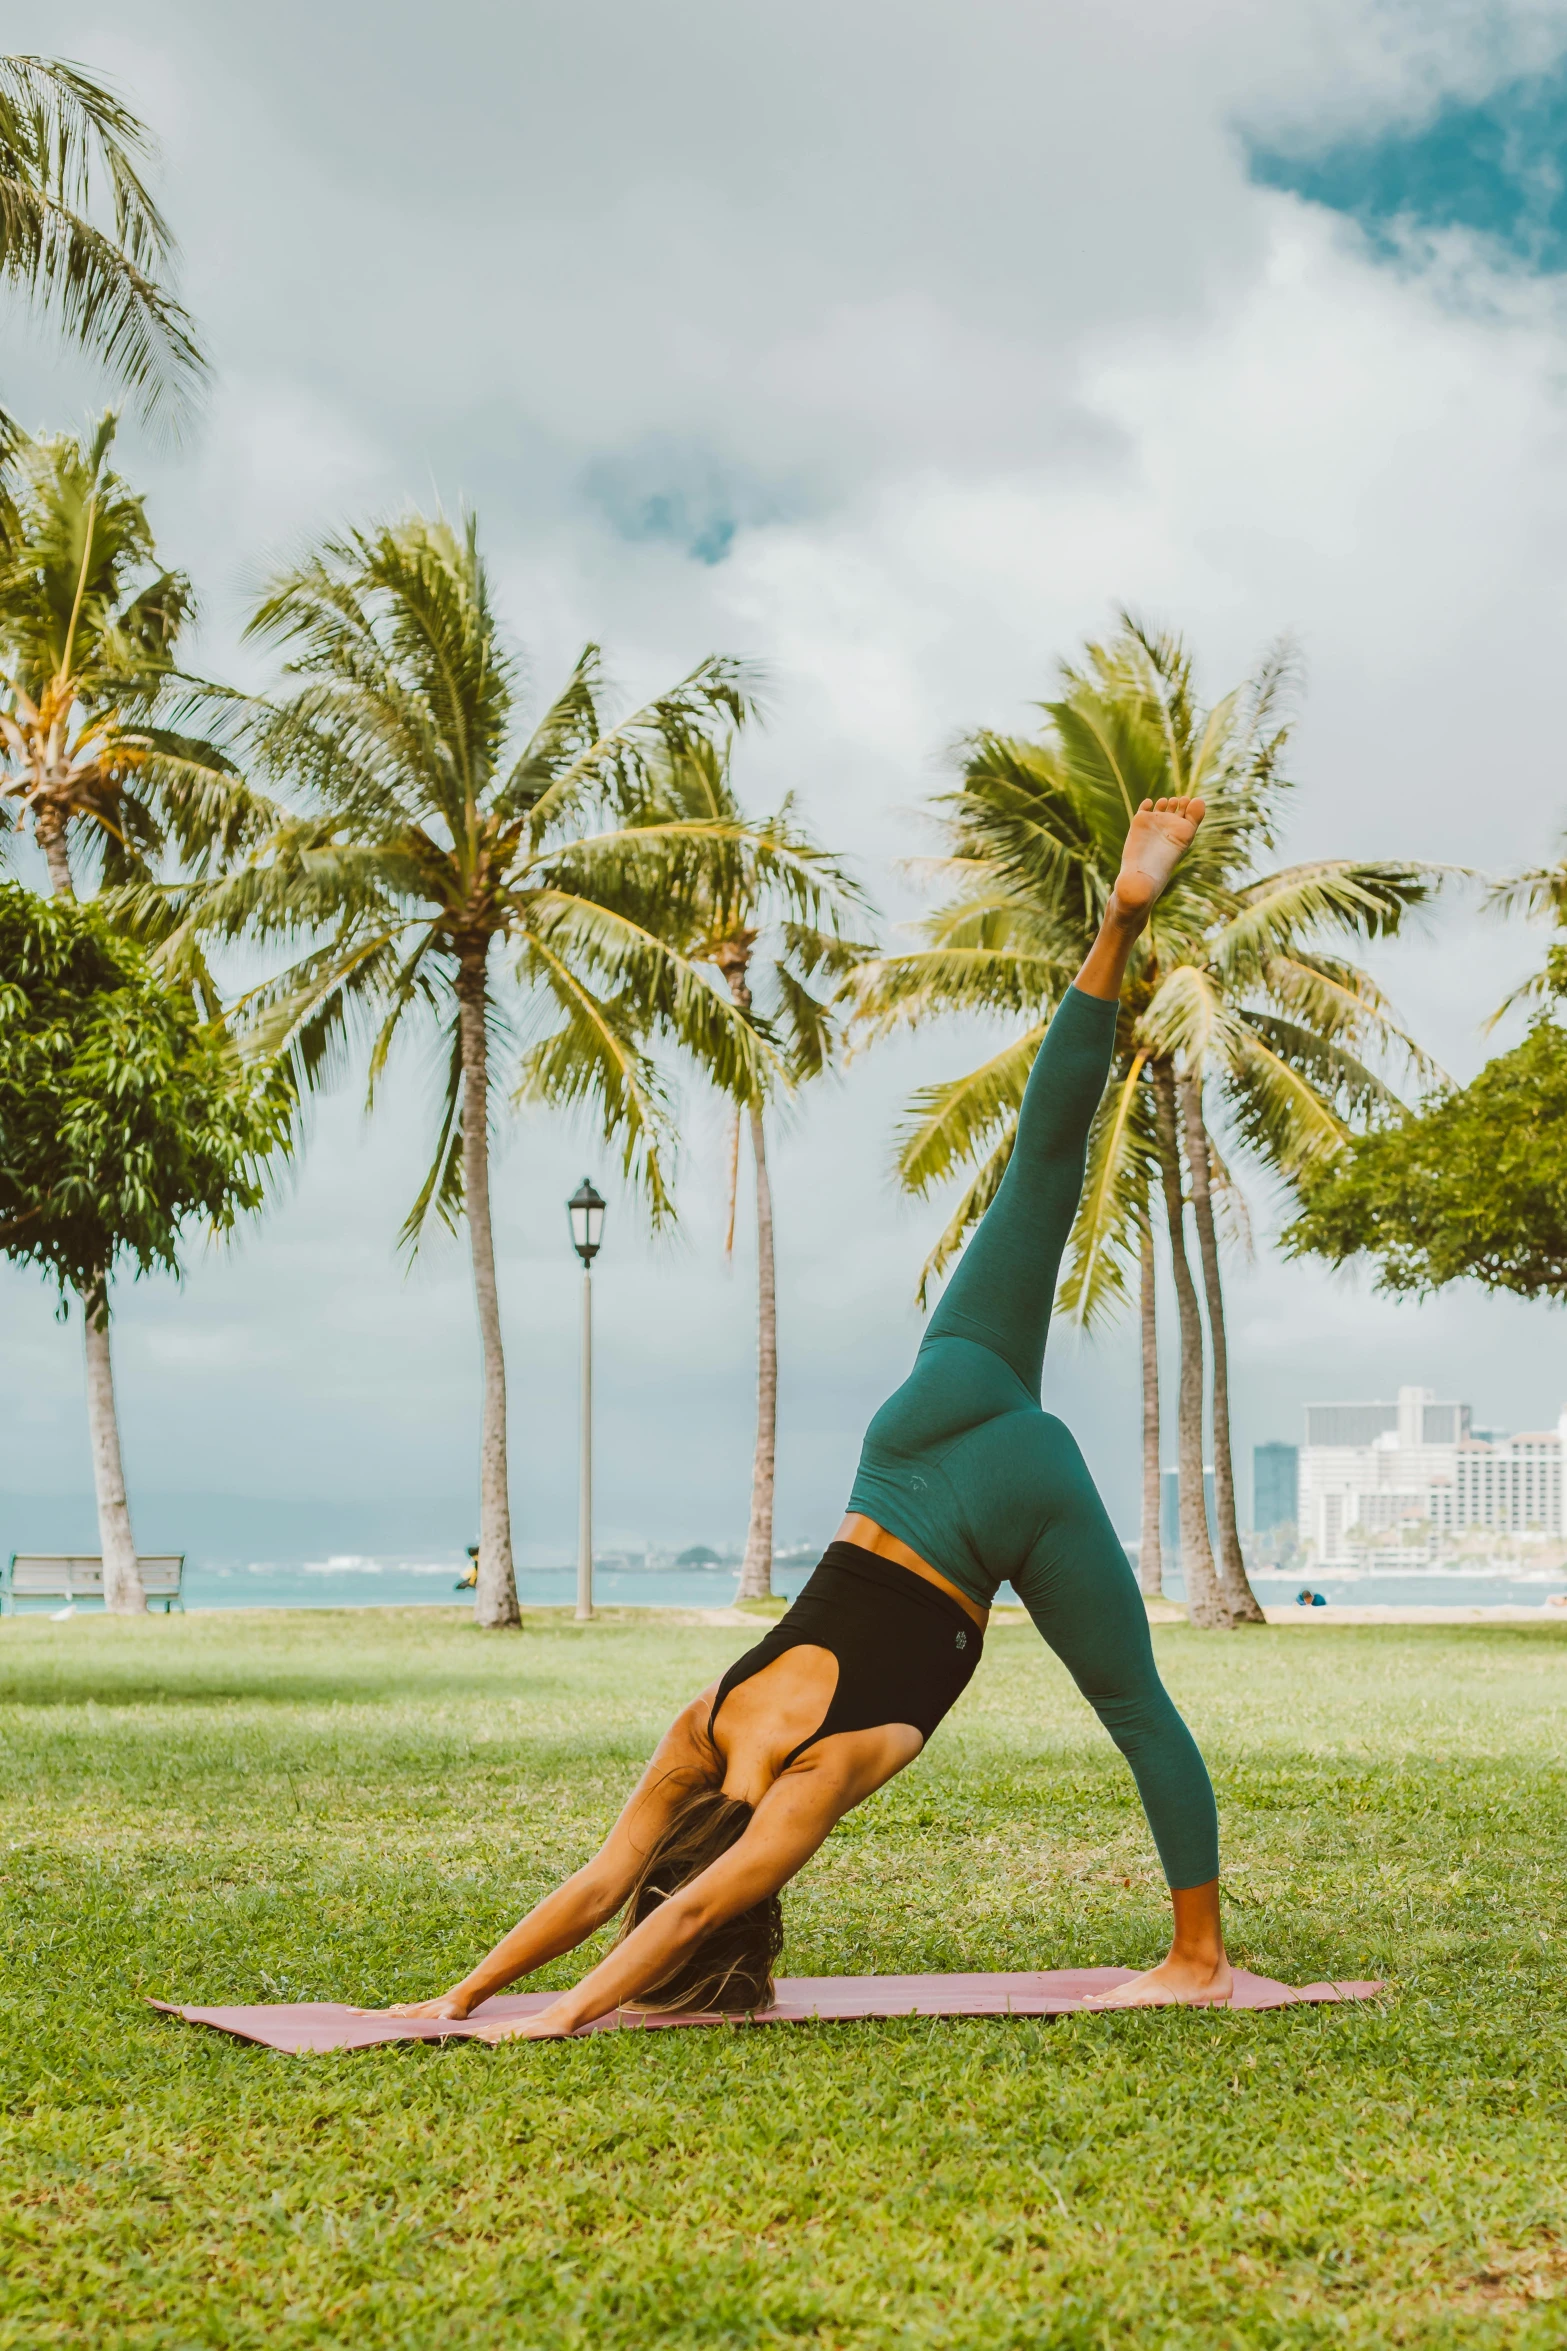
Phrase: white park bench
[{"left": 2, "top": 1554, "right": 186, "bottom": 1614}]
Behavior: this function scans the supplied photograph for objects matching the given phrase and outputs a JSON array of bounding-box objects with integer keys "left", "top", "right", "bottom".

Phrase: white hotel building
[{"left": 1299, "top": 1386, "right": 1567, "bottom": 1565}]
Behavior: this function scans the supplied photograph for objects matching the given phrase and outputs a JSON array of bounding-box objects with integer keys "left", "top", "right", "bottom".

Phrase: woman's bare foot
[
  {"left": 1082, "top": 1877, "right": 1231, "bottom": 2009},
  {"left": 1082, "top": 1951, "right": 1234, "bottom": 2011},
  {"left": 1111, "top": 795, "right": 1205, "bottom": 921}
]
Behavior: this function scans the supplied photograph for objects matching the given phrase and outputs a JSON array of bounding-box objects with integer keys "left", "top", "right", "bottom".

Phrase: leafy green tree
[
  {"left": 0, "top": 57, "right": 203, "bottom": 471},
  {"left": 1283, "top": 963, "right": 1567, "bottom": 1300},
  {"left": 188, "top": 512, "right": 796, "bottom": 1629},
  {"left": 850, "top": 618, "right": 1432, "bottom": 1629},
  {"left": 650, "top": 737, "right": 870, "bottom": 1599},
  {"left": 0, "top": 882, "right": 287, "bottom": 1609}
]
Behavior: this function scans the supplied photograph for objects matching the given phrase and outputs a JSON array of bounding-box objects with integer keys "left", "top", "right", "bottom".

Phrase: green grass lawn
[{"left": 3, "top": 1606, "right": 1565, "bottom": 2349}]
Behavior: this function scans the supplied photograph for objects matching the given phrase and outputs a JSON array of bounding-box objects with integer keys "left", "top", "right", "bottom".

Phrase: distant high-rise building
[
  {"left": 1302, "top": 1396, "right": 1472, "bottom": 1448},
  {"left": 1303, "top": 1402, "right": 1399, "bottom": 1449},
  {"left": 1298, "top": 1384, "right": 1564, "bottom": 1562},
  {"left": 1253, "top": 1442, "right": 1298, "bottom": 1533},
  {"left": 1161, "top": 1466, "right": 1217, "bottom": 1562}
]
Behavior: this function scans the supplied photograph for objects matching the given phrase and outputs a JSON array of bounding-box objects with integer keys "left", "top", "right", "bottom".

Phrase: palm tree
[
  {"left": 1066, "top": 627, "right": 1436, "bottom": 1622},
  {"left": 648, "top": 738, "right": 869, "bottom": 1600},
  {"left": 0, "top": 414, "right": 256, "bottom": 1612},
  {"left": 186, "top": 512, "right": 802, "bottom": 1630},
  {"left": 0, "top": 414, "right": 250, "bottom": 898},
  {"left": 0, "top": 57, "right": 203, "bottom": 474},
  {"left": 850, "top": 623, "right": 1249, "bottom": 1625},
  {"left": 849, "top": 616, "right": 1434, "bottom": 1628},
  {"left": 1138, "top": 862, "right": 1437, "bottom": 1618}
]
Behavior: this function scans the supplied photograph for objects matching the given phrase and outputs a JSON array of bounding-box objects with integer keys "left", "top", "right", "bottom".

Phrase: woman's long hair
[{"left": 612, "top": 1780, "right": 783, "bottom": 2013}]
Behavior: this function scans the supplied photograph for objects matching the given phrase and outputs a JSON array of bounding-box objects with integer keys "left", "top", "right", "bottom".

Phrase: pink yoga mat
[{"left": 151, "top": 1968, "right": 1382, "bottom": 2053}]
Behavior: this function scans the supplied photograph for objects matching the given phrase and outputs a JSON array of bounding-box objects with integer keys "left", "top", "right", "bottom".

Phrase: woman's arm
[
  {"left": 473, "top": 1733, "right": 907, "bottom": 2041},
  {"left": 380, "top": 1693, "right": 721, "bottom": 2019}
]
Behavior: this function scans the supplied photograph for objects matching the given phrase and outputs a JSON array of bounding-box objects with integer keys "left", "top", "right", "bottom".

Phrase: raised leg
[{"left": 922, "top": 795, "right": 1207, "bottom": 1397}]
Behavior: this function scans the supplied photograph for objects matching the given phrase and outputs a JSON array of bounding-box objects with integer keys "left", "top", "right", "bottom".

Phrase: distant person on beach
[
  {"left": 455, "top": 1545, "right": 479, "bottom": 1592},
  {"left": 373, "top": 803, "right": 1230, "bottom": 2038},
  {"left": 1296, "top": 1588, "right": 1327, "bottom": 1608}
]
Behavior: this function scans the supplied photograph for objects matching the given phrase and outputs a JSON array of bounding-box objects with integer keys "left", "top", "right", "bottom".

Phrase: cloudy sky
[{"left": 5, "top": 0, "right": 1567, "bottom": 1563}]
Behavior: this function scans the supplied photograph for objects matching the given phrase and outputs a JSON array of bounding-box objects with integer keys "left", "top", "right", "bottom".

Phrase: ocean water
[
  {"left": 176, "top": 1556, "right": 824, "bottom": 1613},
  {"left": 12, "top": 1553, "right": 1565, "bottom": 1616},
  {"left": 1170, "top": 1566, "right": 1567, "bottom": 1612}
]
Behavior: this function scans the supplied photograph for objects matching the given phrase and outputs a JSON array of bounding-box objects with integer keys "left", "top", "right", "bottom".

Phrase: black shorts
[{"left": 708, "top": 1541, "right": 983, "bottom": 1767}]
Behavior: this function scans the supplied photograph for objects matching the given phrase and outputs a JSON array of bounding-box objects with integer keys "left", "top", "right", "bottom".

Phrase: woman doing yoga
[{"left": 388, "top": 796, "right": 1229, "bottom": 2039}]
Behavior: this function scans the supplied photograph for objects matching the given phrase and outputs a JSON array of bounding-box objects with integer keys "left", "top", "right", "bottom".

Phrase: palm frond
[
  {"left": 893, "top": 1025, "right": 1044, "bottom": 1196},
  {"left": 1213, "top": 860, "right": 1444, "bottom": 977},
  {"left": 1257, "top": 950, "right": 1444, "bottom": 1082},
  {"left": 1057, "top": 1053, "right": 1157, "bottom": 1332},
  {"left": 1137, "top": 962, "right": 1240, "bottom": 1067},
  {"left": 0, "top": 57, "right": 204, "bottom": 425},
  {"left": 1222, "top": 1026, "right": 1351, "bottom": 1178},
  {"left": 516, "top": 936, "right": 678, "bottom": 1224},
  {"left": 911, "top": 1130, "right": 1014, "bottom": 1308},
  {"left": 524, "top": 655, "right": 761, "bottom": 844},
  {"left": 1484, "top": 859, "right": 1567, "bottom": 926},
  {"left": 398, "top": 1023, "right": 466, "bottom": 1252}
]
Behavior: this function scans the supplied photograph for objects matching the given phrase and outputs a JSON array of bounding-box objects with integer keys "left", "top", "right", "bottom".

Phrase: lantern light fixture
[{"left": 568, "top": 1177, "right": 606, "bottom": 1266}]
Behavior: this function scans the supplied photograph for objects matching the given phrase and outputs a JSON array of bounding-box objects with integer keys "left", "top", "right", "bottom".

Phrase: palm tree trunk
[
  {"left": 1179, "top": 1070, "right": 1266, "bottom": 1625},
  {"left": 1138, "top": 1218, "right": 1162, "bottom": 1599},
  {"left": 82, "top": 1276, "right": 145, "bottom": 1614},
  {"left": 716, "top": 939, "right": 777, "bottom": 1605},
  {"left": 457, "top": 964, "right": 520, "bottom": 1630},
  {"left": 50, "top": 818, "right": 141, "bottom": 1611},
  {"left": 735, "top": 1105, "right": 778, "bottom": 1600},
  {"left": 38, "top": 808, "right": 75, "bottom": 900},
  {"left": 1150, "top": 1058, "right": 1232, "bottom": 1629}
]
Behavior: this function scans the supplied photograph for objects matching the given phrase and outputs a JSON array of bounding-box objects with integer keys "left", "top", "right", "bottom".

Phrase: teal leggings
[{"left": 848, "top": 987, "right": 1220, "bottom": 1888}]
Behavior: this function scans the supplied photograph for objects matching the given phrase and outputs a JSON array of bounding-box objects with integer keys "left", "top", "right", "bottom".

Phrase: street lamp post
[{"left": 567, "top": 1179, "right": 606, "bottom": 1622}]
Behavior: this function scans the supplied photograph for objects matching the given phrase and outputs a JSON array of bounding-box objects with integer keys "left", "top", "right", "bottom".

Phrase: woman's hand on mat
[
  {"left": 371, "top": 1993, "right": 473, "bottom": 2020},
  {"left": 470, "top": 2004, "right": 576, "bottom": 2043}
]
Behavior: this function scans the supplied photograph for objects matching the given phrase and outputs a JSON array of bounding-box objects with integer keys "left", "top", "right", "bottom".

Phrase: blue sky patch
[
  {"left": 1247, "top": 60, "right": 1567, "bottom": 270},
  {"left": 583, "top": 442, "right": 797, "bottom": 565}
]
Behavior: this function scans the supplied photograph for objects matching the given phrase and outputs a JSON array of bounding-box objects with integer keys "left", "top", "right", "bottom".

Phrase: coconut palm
[
  {"left": 1136, "top": 862, "right": 1437, "bottom": 1615},
  {"left": 0, "top": 413, "right": 257, "bottom": 1610},
  {"left": 0, "top": 57, "right": 203, "bottom": 477},
  {"left": 1063, "top": 627, "right": 1436, "bottom": 1619},
  {"left": 850, "top": 622, "right": 1250, "bottom": 1625},
  {"left": 0, "top": 413, "right": 252, "bottom": 899},
  {"left": 181, "top": 512, "right": 807, "bottom": 1630},
  {"left": 849, "top": 617, "right": 1434, "bottom": 1629},
  {"left": 645, "top": 737, "right": 870, "bottom": 1599}
]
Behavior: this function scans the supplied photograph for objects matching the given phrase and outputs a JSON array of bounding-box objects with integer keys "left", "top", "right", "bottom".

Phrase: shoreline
[{"left": 6, "top": 1599, "right": 1564, "bottom": 1628}]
